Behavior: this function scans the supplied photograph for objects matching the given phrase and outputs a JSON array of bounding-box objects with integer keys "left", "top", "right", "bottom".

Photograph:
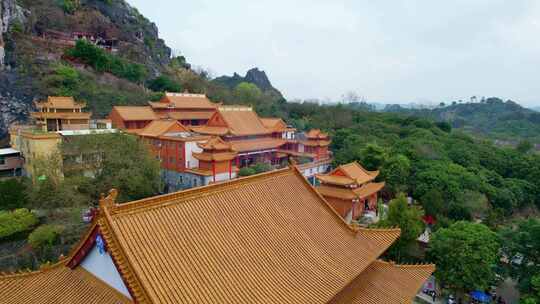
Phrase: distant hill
[
  {"left": 532, "top": 106, "right": 540, "bottom": 112},
  {"left": 385, "top": 98, "right": 540, "bottom": 144},
  {"left": 213, "top": 68, "right": 284, "bottom": 99}
]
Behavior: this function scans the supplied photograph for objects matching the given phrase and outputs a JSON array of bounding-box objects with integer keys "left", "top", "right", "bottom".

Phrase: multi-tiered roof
[
  {"left": 316, "top": 162, "right": 385, "bottom": 201},
  {"left": 0, "top": 166, "right": 433, "bottom": 303}
]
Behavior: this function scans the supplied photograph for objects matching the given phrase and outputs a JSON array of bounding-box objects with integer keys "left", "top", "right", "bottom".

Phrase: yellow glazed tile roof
[
  {"left": 329, "top": 260, "right": 435, "bottom": 304},
  {"left": 318, "top": 162, "right": 379, "bottom": 186},
  {"left": 112, "top": 106, "right": 158, "bottom": 121},
  {"left": 229, "top": 138, "right": 286, "bottom": 152},
  {"left": 96, "top": 167, "right": 400, "bottom": 304},
  {"left": 35, "top": 96, "right": 86, "bottom": 109},
  {"left": 138, "top": 119, "right": 188, "bottom": 138},
  {"left": 149, "top": 93, "right": 218, "bottom": 110},
  {"left": 0, "top": 262, "right": 132, "bottom": 304}
]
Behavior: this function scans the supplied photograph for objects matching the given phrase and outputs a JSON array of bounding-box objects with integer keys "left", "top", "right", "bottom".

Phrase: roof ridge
[
  {"left": 373, "top": 259, "right": 436, "bottom": 269},
  {"left": 108, "top": 168, "right": 294, "bottom": 215}
]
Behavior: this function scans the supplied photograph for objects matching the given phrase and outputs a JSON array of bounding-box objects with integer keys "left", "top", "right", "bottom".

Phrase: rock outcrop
[{"left": 213, "top": 67, "right": 283, "bottom": 98}]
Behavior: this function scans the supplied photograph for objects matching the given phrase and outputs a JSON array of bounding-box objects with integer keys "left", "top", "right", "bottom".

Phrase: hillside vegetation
[{"left": 385, "top": 98, "right": 540, "bottom": 145}]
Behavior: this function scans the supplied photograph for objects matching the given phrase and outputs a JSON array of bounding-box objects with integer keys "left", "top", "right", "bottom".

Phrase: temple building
[
  {"left": 31, "top": 96, "right": 91, "bottom": 132},
  {"left": 148, "top": 92, "right": 218, "bottom": 126},
  {"left": 108, "top": 106, "right": 157, "bottom": 130},
  {"left": 190, "top": 136, "right": 238, "bottom": 184},
  {"left": 315, "top": 162, "right": 385, "bottom": 224},
  {"left": 0, "top": 166, "right": 434, "bottom": 303},
  {"left": 9, "top": 96, "right": 116, "bottom": 181}
]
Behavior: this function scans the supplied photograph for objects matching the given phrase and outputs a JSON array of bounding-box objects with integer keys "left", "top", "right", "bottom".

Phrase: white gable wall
[{"left": 80, "top": 244, "right": 132, "bottom": 299}]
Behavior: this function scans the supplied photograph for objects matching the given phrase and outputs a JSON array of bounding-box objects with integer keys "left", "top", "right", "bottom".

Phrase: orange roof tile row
[
  {"left": 300, "top": 139, "right": 331, "bottom": 147},
  {"left": 306, "top": 129, "right": 329, "bottom": 139},
  {"left": 330, "top": 260, "right": 435, "bottom": 304},
  {"left": 112, "top": 106, "right": 158, "bottom": 121},
  {"left": 97, "top": 167, "right": 401, "bottom": 304},
  {"left": 353, "top": 182, "right": 386, "bottom": 199},
  {"left": 35, "top": 96, "right": 86, "bottom": 109},
  {"left": 260, "top": 117, "right": 290, "bottom": 132},
  {"left": 197, "top": 136, "right": 233, "bottom": 151},
  {"left": 30, "top": 112, "right": 92, "bottom": 120},
  {"left": 217, "top": 107, "right": 271, "bottom": 136},
  {"left": 190, "top": 125, "right": 230, "bottom": 135},
  {"left": 149, "top": 93, "right": 218, "bottom": 110},
  {"left": 192, "top": 151, "right": 237, "bottom": 162},
  {"left": 157, "top": 111, "right": 215, "bottom": 120},
  {"left": 0, "top": 263, "right": 132, "bottom": 304},
  {"left": 229, "top": 138, "right": 286, "bottom": 153},
  {"left": 138, "top": 120, "right": 188, "bottom": 138}
]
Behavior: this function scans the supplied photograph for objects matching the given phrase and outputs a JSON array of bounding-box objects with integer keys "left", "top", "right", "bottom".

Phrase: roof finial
[{"left": 99, "top": 189, "right": 118, "bottom": 210}]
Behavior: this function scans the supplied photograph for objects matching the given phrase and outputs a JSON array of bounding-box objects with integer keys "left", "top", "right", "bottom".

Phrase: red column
[{"left": 229, "top": 160, "right": 232, "bottom": 179}]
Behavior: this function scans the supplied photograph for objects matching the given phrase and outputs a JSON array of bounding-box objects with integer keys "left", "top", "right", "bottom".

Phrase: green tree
[
  {"left": 517, "top": 140, "right": 534, "bottom": 154},
  {"left": 428, "top": 221, "right": 500, "bottom": 294},
  {"left": 420, "top": 189, "right": 445, "bottom": 218},
  {"left": 499, "top": 219, "right": 540, "bottom": 302},
  {"left": 147, "top": 75, "right": 182, "bottom": 92},
  {"left": 382, "top": 154, "right": 411, "bottom": 194},
  {"left": 378, "top": 193, "right": 424, "bottom": 262},
  {"left": 0, "top": 179, "right": 27, "bottom": 210},
  {"left": 235, "top": 82, "right": 262, "bottom": 105},
  {"left": 360, "top": 143, "right": 387, "bottom": 170},
  {"left": 60, "top": 133, "right": 160, "bottom": 203}
]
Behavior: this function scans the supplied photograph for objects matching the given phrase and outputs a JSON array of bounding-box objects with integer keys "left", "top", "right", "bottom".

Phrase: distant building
[
  {"left": 0, "top": 148, "right": 23, "bottom": 178},
  {"left": 31, "top": 96, "right": 91, "bottom": 132},
  {"left": 9, "top": 96, "right": 116, "bottom": 181},
  {"left": 108, "top": 106, "right": 157, "bottom": 130},
  {"left": 0, "top": 167, "right": 434, "bottom": 303},
  {"left": 148, "top": 92, "right": 218, "bottom": 126},
  {"left": 315, "top": 162, "right": 385, "bottom": 224}
]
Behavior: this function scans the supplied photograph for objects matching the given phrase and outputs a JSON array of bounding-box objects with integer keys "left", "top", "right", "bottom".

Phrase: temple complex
[
  {"left": 31, "top": 96, "right": 91, "bottom": 132},
  {"left": 116, "top": 100, "right": 333, "bottom": 191},
  {"left": 315, "top": 162, "right": 385, "bottom": 224},
  {"left": 0, "top": 166, "right": 434, "bottom": 303}
]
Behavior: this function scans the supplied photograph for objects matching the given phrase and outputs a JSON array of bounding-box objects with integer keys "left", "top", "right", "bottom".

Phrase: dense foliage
[
  {"left": 0, "top": 209, "right": 38, "bottom": 240},
  {"left": 500, "top": 219, "right": 540, "bottom": 302},
  {"left": 428, "top": 221, "right": 500, "bottom": 293},
  {"left": 377, "top": 193, "right": 424, "bottom": 263},
  {"left": 28, "top": 225, "right": 64, "bottom": 250},
  {"left": 0, "top": 179, "right": 27, "bottom": 210},
  {"left": 386, "top": 97, "right": 540, "bottom": 144},
  {"left": 66, "top": 40, "right": 147, "bottom": 83},
  {"left": 238, "top": 163, "right": 273, "bottom": 177}
]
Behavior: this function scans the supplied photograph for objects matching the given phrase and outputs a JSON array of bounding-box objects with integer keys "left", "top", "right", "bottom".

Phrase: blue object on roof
[{"left": 470, "top": 290, "right": 491, "bottom": 302}]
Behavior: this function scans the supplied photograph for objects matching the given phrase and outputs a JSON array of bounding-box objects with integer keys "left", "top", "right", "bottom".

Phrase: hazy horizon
[{"left": 127, "top": 0, "right": 540, "bottom": 107}]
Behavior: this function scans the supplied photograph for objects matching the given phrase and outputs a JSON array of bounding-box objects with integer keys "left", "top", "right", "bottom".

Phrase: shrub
[
  {"left": 28, "top": 225, "right": 64, "bottom": 250},
  {"left": 0, "top": 209, "right": 38, "bottom": 240},
  {"left": 252, "top": 163, "right": 272, "bottom": 174},
  {"left": 238, "top": 167, "right": 256, "bottom": 177},
  {"left": 0, "top": 179, "right": 27, "bottom": 210},
  {"left": 147, "top": 75, "right": 182, "bottom": 92},
  {"left": 66, "top": 40, "right": 147, "bottom": 83}
]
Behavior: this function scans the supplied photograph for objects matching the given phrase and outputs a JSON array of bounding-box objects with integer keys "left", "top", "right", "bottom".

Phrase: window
[{"left": 0, "top": 157, "right": 5, "bottom": 165}]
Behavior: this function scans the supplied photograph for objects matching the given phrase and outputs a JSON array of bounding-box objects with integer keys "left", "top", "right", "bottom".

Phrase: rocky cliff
[
  {"left": 213, "top": 68, "right": 283, "bottom": 98},
  {"left": 0, "top": 0, "right": 173, "bottom": 139}
]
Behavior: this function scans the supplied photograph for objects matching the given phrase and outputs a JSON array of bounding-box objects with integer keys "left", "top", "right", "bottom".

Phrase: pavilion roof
[
  {"left": 35, "top": 96, "right": 86, "bottom": 109},
  {"left": 0, "top": 262, "right": 131, "bottom": 304},
  {"left": 197, "top": 136, "right": 233, "bottom": 151},
  {"left": 149, "top": 92, "right": 218, "bottom": 110},
  {"left": 306, "top": 129, "right": 329, "bottom": 139},
  {"left": 317, "top": 162, "right": 379, "bottom": 186},
  {"left": 111, "top": 106, "right": 157, "bottom": 121},
  {"left": 138, "top": 119, "right": 188, "bottom": 138},
  {"left": 315, "top": 182, "right": 385, "bottom": 200}
]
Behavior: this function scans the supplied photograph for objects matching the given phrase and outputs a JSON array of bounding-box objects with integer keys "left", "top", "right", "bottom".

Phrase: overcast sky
[{"left": 127, "top": 0, "right": 540, "bottom": 107}]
